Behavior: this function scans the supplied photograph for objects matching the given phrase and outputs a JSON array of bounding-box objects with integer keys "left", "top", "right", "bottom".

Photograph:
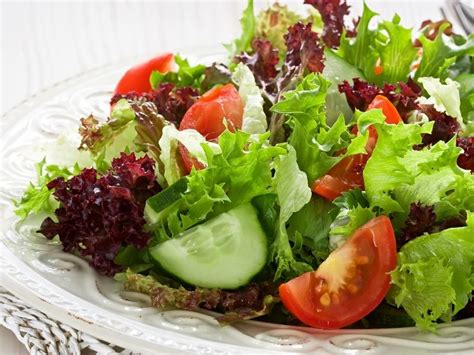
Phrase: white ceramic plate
[{"left": 1, "top": 49, "right": 473, "bottom": 355}]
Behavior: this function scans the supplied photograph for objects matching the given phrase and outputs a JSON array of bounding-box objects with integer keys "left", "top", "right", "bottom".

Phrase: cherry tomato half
[
  {"left": 179, "top": 84, "right": 243, "bottom": 172},
  {"left": 179, "top": 84, "right": 243, "bottom": 140},
  {"left": 312, "top": 95, "right": 401, "bottom": 200},
  {"left": 311, "top": 154, "right": 368, "bottom": 200},
  {"left": 113, "top": 53, "right": 174, "bottom": 95},
  {"left": 368, "top": 95, "right": 402, "bottom": 125},
  {"left": 279, "top": 216, "right": 397, "bottom": 329}
]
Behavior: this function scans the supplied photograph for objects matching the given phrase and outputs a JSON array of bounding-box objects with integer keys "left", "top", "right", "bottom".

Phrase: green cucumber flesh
[
  {"left": 149, "top": 203, "right": 268, "bottom": 289},
  {"left": 144, "top": 177, "right": 188, "bottom": 225}
]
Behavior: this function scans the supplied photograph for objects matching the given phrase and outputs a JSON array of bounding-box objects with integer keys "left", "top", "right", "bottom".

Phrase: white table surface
[{"left": 0, "top": 0, "right": 450, "bottom": 353}]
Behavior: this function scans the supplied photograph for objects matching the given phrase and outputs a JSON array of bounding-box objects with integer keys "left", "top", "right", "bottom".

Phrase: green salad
[{"left": 15, "top": 0, "right": 474, "bottom": 331}]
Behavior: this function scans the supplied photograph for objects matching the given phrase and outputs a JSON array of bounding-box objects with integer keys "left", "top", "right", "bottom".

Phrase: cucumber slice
[
  {"left": 144, "top": 177, "right": 188, "bottom": 225},
  {"left": 149, "top": 203, "right": 268, "bottom": 289}
]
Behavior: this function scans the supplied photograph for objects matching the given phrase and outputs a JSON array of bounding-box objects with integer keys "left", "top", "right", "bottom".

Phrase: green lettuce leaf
[
  {"left": 364, "top": 120, "right": 472, "bottom": 229},
  {"left": 148, "top": 130, "right": 286, "bottom": 241},
  {"left": 330, "top": 206, "right": 375, "bottom": 239},
  {"left": 329, "top": 189, "right": 374, "bottom": 249},
  {"left": 323, "top": 48, "right": 365, "bottom": 124},
  {"left": 272, "top": 74, "right": 385, "bottom": 183},
  {"left": 271, "top": 146, "right": 313, "bottom": 280},
  {"left": 224, "top": 0, "right": 255, "bottom": 59},
  {"left": 363, "top": 121, "right": 434, "bottom": 214},
  {"left": 454, "top": 72, "right": 474, "bottom": 129},
  {"left": 287, "top": 196, "right": 337, "bottom": 265},
  {"left": 14, "top": 159, "right": 81, "bottom": 219},
  {"left": 374, "top": 14, "right": 418, "bottom": 84},
  {"left": 337, "top": 3, "right": 378, "bottom": 82},
  {"left": 150, "top": 55, "right": 206, "bottom": 90},
  {"left": 415, "top": 26, "right": 474, "bottom": 80},
  {"left": 232, "top": 63, "right": 267, "bottom": 134},
  {"left": 418, "top": 77, "right": 462, "bottom": 121},
  {"left": 338, "top": 4, "right": 417, "bottom": 85},
  {"left": 389, "top": 213, "right": 474, "bottom": 330}
]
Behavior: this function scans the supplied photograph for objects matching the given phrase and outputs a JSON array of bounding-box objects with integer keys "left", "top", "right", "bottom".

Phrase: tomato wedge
[
  {"left": 179, "top": 84, "right": 243, "bottom": 172},
  {"left": 114, "top": 53, "right": 174, "bottom": 95},
  {"left": 279, "top": 216, "right": 397, "bottom": 329},
  {"left": 312, "top": 95, "right": 401, "bottom": 200}
]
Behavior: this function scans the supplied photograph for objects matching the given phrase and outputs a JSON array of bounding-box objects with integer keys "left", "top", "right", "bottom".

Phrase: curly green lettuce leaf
[
  {"left": 232, "top": 63, "right": 267, "bottom": 134},
  {"left": 224, "top": 0, "right": 255, "bottom": 59},
  {"left": 271, "top": 73, "right": 331, "bottom": 182},
  {"left": 272, "top": 73, "right": 385, "bottom": 183},
  {"left": 338, "top": 4, "right": 417, "bottom": 85},
  {"left": 364, "top": 120, "right": 472, "bottom": 229},
  {"left": 415, "top": 25, "right": 474, "bottom": 80},
  {"left": 329, "top": 189, "right": 374, "bottom": 250},
  {"left": 389, "top": 213, "right": 474, "bottom": 330},
  {"left": 148, "top": 130, "right": 286, "bottom": 240},
  {"left": 287, "top": 196, "right": 337, "bottom": 266},
  {"left": 271, "top": 146, "right": 313, "bottom": 280},
  {"left": 374, "top": 15, "right": 418, "bottom": 84},
  {"left": 363, "top": 121, "right": 434, "bottom": 214},
  {"left": 435, "top": 173, "right": 474, "bottom": 221},
  {"left": 14, "top": 159, "right": 81, "bottom": 219},
  {"left": 330, "top": 206, "right": 375, "bottom": 239},
  {"left": 150, "top": 55, "right": 206, "bottom": 90},
  {"left": 418, "top": 77, "right": 462, "bottom": 122},
  {"left": 455, "top": 72, "right": 474, "bottom": 129}
]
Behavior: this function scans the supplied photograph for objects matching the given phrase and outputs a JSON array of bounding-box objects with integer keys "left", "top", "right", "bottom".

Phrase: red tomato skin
[
  {"left": 311, "top": 175, "right": 354, "bottom": 200},
  {"left": 179, "top": 84, "right": 243, "bottom": 140},
  {"left": 178, "top": 84, "right": 243, "bottom": 172},
  {"left": 113, "top": 53, "right": 174, "bottom": 95},
  {"left": 368, "top": 95, "right": 402, "bottom": 124},
  {"left": 312, "top": 95, "right": 401, "bottom": 200},
  {"left": 311, "top": 154, "right": 368, "bottom": 200},
  {"left": 279, "top": 216, "right": 397, "bottom": 329}
]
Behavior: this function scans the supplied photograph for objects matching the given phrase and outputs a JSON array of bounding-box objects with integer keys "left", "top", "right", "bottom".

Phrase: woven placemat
[{"left": 0, "top": 287, "right": 135, "bottom": 355}]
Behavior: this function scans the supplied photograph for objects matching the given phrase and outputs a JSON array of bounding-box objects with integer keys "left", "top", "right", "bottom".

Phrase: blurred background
[{"left": 1, "top": 0, "right": 455, "bottom": 115}]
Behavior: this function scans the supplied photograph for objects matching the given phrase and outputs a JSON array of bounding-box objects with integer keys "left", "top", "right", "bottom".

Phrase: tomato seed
[{"left": 320, "top": 292, "right": 331, "bottom": 307}]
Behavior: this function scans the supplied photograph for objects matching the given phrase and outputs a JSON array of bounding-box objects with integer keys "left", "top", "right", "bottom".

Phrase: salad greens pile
[{"left": 15, "top": 0, "right": 473, "bottom": 331}]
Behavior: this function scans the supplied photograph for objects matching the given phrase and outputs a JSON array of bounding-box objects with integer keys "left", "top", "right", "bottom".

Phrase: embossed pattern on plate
[{"left": 1, "top": 50, "right": 473, "bottom": 354}]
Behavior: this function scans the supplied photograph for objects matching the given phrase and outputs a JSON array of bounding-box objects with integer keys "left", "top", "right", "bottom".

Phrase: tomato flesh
[
  {"left": 312, "top": 95, "right": 401, "bottom": 200},
  {"left": 279, "top": 216, "right": 397, "bottom": 329},
  {"left": 114, "top": 53, "right": 174, "bottom": 95},
  {"left": 179, "top": 84, "right": 243, "bottom": 172},
  {"left": 178, "top": 144, "right": 205, "bottom": 173},
  {"left": 179, "top": 84, "right": 243, "bottom": 140},
  {"left": 311, "top": 154, "right": 367, "bottom": 200}
]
